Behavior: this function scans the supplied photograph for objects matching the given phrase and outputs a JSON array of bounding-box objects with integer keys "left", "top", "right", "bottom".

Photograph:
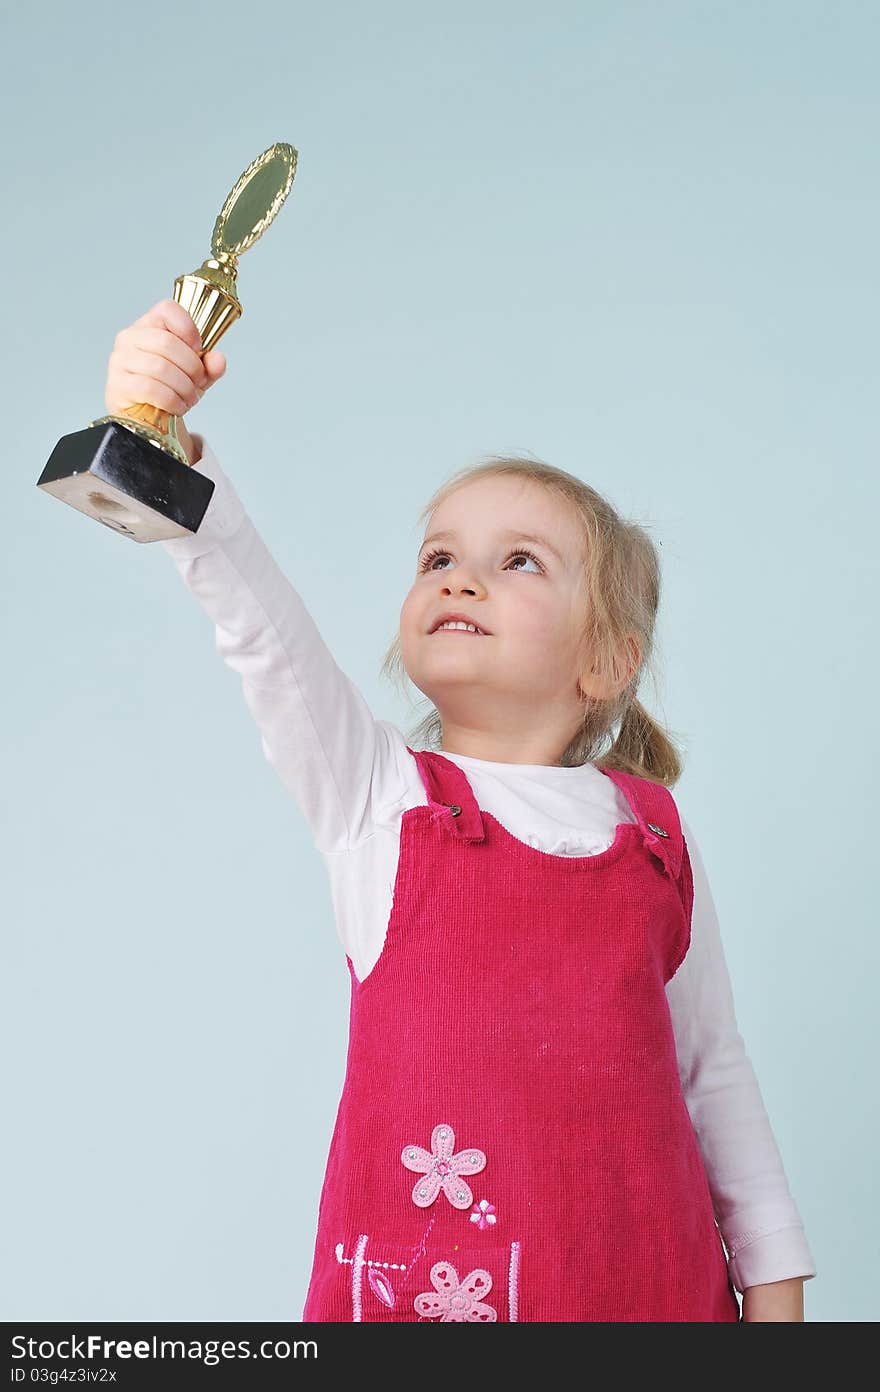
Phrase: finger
[
  {"left": 134, "top": 324, "right": 208, "bottom": 388},
  {"left": 124, "top": 339, "right": 205, "bottom": 404},
  {"left": 118, "top": 367, "right": 193, "bottom": 418},
  {"left": 134, "top": 297, "right": 203, "bottom": 355},
  {"left": 202, "top": 349, "right": 226, "bottom": 382}
]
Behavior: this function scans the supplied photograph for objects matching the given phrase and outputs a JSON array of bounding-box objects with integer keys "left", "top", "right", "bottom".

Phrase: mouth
[
  {"left": 430, "top": 622, "right": 490, "bottom": 636},
  {"left": 428, "top": 612, "right": 491, "bottom": 636}
]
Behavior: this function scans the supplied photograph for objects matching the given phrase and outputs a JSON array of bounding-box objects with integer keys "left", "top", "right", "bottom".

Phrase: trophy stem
[{"left": 174, "top": 254, "right": 243, "bottom": 354}]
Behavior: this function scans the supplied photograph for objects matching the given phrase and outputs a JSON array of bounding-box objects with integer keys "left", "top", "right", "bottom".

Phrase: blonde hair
[{"left": 380, "top": 452, "right": 686, "bottom": 787}]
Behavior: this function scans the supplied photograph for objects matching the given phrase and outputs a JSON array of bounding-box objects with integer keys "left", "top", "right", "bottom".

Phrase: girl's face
[{"left": 399, "top": 474, "right": 610, "bottom": 763}]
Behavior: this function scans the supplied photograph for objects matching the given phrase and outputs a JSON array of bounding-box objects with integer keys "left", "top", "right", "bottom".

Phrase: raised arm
[
  {"left": 160, "top": 429, "right": 387, "bottom": 852},
  {"left": 101, "top": 298, "right": 390, "bottom": 852}
]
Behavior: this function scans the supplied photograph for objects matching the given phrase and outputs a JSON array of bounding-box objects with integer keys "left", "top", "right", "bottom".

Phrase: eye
[
  {"left": 506, "top": 548, "right": 544, "bottom": 573},
  {"left": 417, "top": 547, "right": 545, "bottom": 575}
]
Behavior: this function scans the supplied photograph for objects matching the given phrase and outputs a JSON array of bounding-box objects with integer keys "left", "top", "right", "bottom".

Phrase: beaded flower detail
[
  {"left": 401, "top": 1123, "right": 487, "bottom": 1210},
  {"left": 470, "top": 1199, "right": 497, "bottom": 1230},
  {"left": 413, "top": 1260, "right": 497, "bottom": 1322}
]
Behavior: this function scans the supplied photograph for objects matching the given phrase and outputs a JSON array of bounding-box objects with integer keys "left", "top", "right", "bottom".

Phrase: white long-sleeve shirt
[{"left": 160, "top": 432, "right": 818, "bottom": 1297}]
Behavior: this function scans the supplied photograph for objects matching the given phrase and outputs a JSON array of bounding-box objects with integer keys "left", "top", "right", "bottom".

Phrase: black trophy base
[{"left": 36, "top": 421, "right": 215, "bottom": 544}]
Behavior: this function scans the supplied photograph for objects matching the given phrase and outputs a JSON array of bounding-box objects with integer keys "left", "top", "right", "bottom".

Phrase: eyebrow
[{"left": 419, "top": 528, "right": 566, "bottom": 566}]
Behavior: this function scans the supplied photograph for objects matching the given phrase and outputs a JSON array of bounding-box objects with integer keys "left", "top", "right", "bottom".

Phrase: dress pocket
[{"left": 333, "top": 1232, "right": 523, "bottom": 1322}]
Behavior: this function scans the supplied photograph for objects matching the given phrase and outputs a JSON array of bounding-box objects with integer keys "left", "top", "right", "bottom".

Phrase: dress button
[
  {"left": 448, "top": 803, "right": 462, "bottom": 817},
  {"left": 647, "top": 821, "right": 669, "bottom": 838}
]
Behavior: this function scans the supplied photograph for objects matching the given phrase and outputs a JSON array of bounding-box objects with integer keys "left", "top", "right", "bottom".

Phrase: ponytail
[{"left": 598, "top": 696, "right": 683, "bottom": 787}]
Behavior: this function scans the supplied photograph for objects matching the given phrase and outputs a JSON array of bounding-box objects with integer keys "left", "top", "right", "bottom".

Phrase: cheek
[
  {"left": 504, "top": 592, "right": 579, "bottom": 670},
  {"left": 398, "top": 590, "right": 425, "bottom": 660},
  {"left": 508, "top": 587, "right": 560, "bottom": 639},
  {"left": 399, "top": 588, "right": 419, "bottom": 629}
]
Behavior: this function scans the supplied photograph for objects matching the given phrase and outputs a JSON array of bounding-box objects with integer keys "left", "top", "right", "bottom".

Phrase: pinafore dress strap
[
  {"left": 599, "top": 765, "right": 685, "bottom": 884},
  {"left": 406, "top": 747, "right": 486, "bottom": 844},
  {"left": 602, "top": 767, "right": 695, "bottom": 976}
]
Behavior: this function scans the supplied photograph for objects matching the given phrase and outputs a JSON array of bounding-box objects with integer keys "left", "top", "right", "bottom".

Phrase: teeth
[{"left": 438, "top": 621, "right": 483, "bottom": 634}]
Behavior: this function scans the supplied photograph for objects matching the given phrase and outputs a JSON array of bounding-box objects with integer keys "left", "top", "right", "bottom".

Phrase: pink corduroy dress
[{"left": 301, "top": 748, "right": 741, "bottom": 1322}]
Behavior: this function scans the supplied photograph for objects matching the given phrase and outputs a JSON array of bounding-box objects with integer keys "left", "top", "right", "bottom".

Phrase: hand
[
  {"left": 741, "top": 1276, "right": 805, "bottom": 1321},
  {"left": 104, "top": 297, "right": 226, "bottom": 423}
]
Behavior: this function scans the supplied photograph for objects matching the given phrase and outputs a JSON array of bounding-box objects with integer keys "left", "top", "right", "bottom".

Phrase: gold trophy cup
[{"left": 36, "top": 141, "right": 298, "bottom": 543}]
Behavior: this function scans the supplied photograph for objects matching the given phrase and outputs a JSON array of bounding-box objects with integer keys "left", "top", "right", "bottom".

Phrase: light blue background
[{"left": 2, "top": 0, "right": 876, "bottom": 1324}]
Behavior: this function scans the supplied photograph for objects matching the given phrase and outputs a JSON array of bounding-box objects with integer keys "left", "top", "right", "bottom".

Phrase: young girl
[{"left": 105, "top": 299, "right": 817, "bottom": 1322}]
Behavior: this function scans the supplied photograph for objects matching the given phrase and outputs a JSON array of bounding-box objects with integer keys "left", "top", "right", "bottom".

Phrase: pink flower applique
[
  {"left": 414, "top": 1260, "right": 497, "bottom": 1322},
  {"left": 470, "top": 1199, "right": 497, "bottom": 1230},
  {"left": 401, "top": 1123, "right": 486, "bottom": 1210}
]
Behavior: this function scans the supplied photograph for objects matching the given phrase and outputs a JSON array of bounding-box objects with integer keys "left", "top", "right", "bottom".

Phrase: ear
[{"left": 578, "top": 633, "right": 641, "bottom": 702}]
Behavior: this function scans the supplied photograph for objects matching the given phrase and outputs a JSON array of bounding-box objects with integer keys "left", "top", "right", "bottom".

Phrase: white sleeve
[
  {"left": 158, "top": 432, "right": 388, "bottom": 853},
  {"left": 668, "top": 816, "right": 818, "bottom": 1294}
]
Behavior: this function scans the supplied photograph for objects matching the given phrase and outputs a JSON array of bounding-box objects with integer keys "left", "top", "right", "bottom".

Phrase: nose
[{"left": 441, "top": 572, "right": 486, "bottom": 598}]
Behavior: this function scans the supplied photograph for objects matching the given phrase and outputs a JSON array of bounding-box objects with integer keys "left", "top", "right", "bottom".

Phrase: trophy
[{"left": 36, "top": 141, "right": 298, "bottom": 543}]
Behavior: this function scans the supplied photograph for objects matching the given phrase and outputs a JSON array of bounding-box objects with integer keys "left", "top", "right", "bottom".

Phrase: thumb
[{"left": 202, "top": 349, "right": 226, "bottom": 384}]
